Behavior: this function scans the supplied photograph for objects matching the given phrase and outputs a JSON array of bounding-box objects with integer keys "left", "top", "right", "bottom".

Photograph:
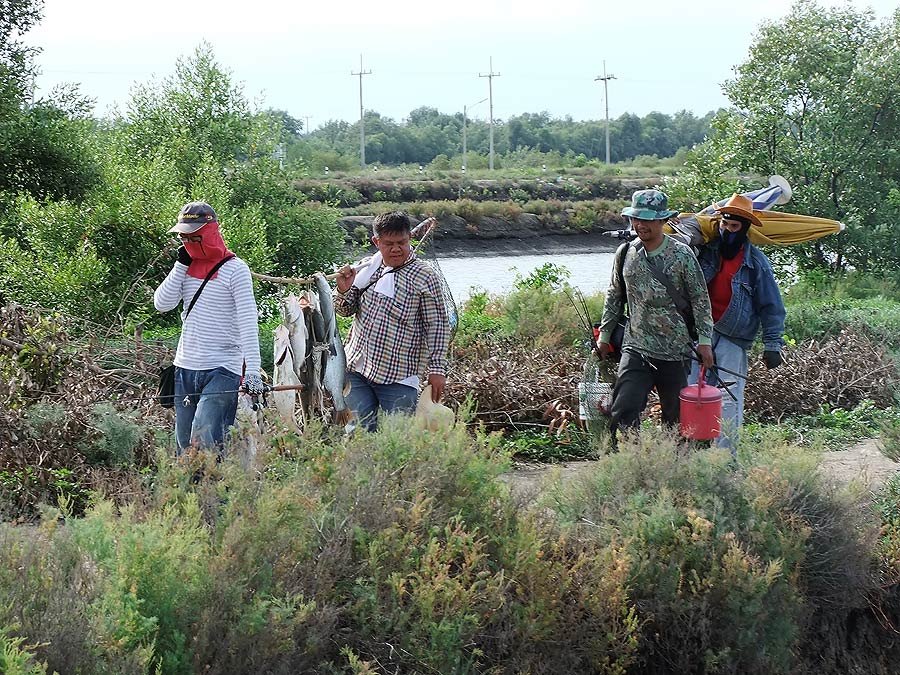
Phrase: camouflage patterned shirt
[{"left": 599, "top": 235, "right": 713, "bottom": 360}]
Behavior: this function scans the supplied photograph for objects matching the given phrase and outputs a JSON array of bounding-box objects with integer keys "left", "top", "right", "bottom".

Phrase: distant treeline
[{"left": 267, "top": 107, "right": 715, "bottom": 170}]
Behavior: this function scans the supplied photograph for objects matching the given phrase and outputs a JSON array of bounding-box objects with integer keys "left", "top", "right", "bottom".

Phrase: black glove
[
  {"left": 763, "top": 350, "right": 783, "bottom": 369},
  {"left": 242, "top": 373, "right": 265, "bottom": 396},
  {"left": 176, "top": 245, "right": 192, "bottom": 266}
]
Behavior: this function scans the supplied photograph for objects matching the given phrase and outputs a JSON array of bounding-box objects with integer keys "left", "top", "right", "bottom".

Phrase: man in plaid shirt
[{"left": 335, "top": 212, "right": 451, "bottom": 431}]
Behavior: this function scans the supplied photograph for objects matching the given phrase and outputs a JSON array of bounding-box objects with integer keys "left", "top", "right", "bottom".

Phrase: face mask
[{"left": 719, "top": 225, "right": 749, "bottom": 260}]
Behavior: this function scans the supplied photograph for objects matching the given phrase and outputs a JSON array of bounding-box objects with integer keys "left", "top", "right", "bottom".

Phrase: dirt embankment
[{"left": 339, "top": 212, "right": 630, "bottom": 257}]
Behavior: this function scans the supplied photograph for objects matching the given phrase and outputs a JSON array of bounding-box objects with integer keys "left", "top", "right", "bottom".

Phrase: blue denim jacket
[{"left": 697, "top": 241, "right": 786, "bottom": 351}]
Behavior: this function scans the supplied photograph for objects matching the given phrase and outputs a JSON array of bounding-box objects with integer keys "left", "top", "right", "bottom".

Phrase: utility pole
[
  {"left": 478, "top": 57, "right": 500, "bottom": 171},
  {"left": 351, "top": 54, "right": 372, "bottom": 168},
  {"left": 302, "top": 115, "right": 313, "bottom": 136},
  {"left": 594, "top": 61, "right": 616, "bottom": 165}
]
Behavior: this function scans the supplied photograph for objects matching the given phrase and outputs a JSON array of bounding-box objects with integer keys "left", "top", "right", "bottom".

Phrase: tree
[
  {"left": 722, "top": 1, "right": 900, "bottom": 272},
  {"left": 0, "top": 0, "right": 99, "bottom": 206},
  {"left": 0, "top": 0, "right": 43, "bottom": 91},
  {"left": 117, "top": 43, "right": 255, "bottom": 189}
]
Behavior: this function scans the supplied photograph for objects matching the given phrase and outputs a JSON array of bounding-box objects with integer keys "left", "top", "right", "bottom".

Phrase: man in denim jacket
[{"left": 681, "top": 194, "right": 785, "bottom": 454}]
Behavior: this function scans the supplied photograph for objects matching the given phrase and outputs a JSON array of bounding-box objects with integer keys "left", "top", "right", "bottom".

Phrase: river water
[{"left": 437, "top": 249, "right": 618, "bottom": 302}]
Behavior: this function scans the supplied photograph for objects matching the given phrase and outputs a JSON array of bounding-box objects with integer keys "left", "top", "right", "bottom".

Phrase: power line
[
  {"left": 594, "top": 60, "right": 616, "bottom": 164},
  {"left": 478, "top": 57, "right": 500, "bottom": 171},
  {"left": 351, "top": 54, "right": 372, "bottom": 168}
]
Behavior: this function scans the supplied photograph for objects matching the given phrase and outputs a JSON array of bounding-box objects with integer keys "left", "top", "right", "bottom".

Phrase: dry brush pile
[
  {"left": 446, "top": 338, "right": 584, "bottom": 430},
  {"left": 0, "top": 303, "right": 170, "bottom": 517},
  {"left": 447, "top": 328, "right": 899, "bottom": 431},
  {"left": 745, "top": 328, "right": 898, "bottom": 419}
]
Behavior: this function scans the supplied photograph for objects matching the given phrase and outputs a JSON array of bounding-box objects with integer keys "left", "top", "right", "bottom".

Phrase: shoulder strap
[
  {"left": 185, "top": 255, "right": 235, "bottom": 318},
  {"left": 639, "top": 246, "right": 698, "bottom": 340},
  {"left": 615, "top": 242, "right": 630, "bottom": 318}
]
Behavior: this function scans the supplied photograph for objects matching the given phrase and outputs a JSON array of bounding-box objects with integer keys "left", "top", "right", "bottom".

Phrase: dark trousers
[{"left": 609, "top": 350, "right": 689, "bottom": 434}]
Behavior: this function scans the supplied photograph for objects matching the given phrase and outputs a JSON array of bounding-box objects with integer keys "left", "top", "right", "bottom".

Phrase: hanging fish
[
  {"left": 272, "top": 323, "right": 302, "bottom": 429},
  {"left": 307, "top": 293, "right": 328, "bottom": 417},
  {"left": 314, "top": 273, "right": 336, "bottom": 341},
  {"left": 283, "top": 293, "right": 308, "bottom": 378},
  {"left": 323, "top": 330, "right": 353, "bottom": 426}
]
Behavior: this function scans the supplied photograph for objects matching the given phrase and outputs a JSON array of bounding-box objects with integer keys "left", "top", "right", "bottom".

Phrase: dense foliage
[
  {"left": 668, "top": 1, "right": 900, "bottom": 276},
  {"left": 1, "top": 421, "right": 899, "bottom": 674},
  {"left": 0, "top": 30, "right": 345, "bottom": 327},
  {"left": 287, "top": 107, "right": 713, "bottom": 171}
]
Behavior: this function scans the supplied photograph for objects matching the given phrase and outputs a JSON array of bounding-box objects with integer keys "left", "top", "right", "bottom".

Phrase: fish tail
[{"left": 333, "top": 407, "right": 354, "bottom": 427}]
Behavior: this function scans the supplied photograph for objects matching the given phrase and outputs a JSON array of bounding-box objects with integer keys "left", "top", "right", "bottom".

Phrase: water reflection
[{"left": 437, "top": 250, "right": 618, "bottom": 302}]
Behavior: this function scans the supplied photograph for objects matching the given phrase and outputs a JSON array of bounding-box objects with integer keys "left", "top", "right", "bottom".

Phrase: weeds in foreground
[{"left": 1, "top": 420, "right": 896, "bottom": 674}]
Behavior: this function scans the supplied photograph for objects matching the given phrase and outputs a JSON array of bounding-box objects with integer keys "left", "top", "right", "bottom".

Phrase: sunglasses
[
  {"left": 178, "top": 233, "right": 202, "bottom": 243},
  {"left": 720, "top": 214, "right": 750, "bottom": 227}
]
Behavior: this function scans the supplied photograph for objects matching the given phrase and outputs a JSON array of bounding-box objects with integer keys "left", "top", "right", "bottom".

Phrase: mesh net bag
[
  {"left": 412, "top": 219, "right": 458, "bottom": 341},
  {"left": 419, "top": 255, "right": 458, "bottom": 341}
]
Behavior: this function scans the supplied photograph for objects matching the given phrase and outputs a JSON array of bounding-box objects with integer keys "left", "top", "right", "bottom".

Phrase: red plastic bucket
[{"left": 679, "top": 366, "right": 723, "bottom": 440}]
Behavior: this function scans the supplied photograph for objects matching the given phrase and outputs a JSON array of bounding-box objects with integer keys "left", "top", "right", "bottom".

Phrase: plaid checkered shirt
[{"left": 334, "top": 256, "right": 450, "bottom": 384}]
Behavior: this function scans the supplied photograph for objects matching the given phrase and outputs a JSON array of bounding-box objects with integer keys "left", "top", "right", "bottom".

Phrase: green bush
[
  {"left": 878, "top": 416, "right": 900, "bottom": 462},
  {"left": 85, "top": 403, "right": 143, "bottom": 467},
  {"left": 0, "top": 417, "right": 894, "bottom": 673},
  {"left": 0, "top": 625, "right": 50, "bottom": 675},
  {"left": 553, "top": 428, "right": 876, "bottom": 673}
]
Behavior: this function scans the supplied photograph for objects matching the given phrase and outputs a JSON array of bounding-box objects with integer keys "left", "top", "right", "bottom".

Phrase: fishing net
[
  {"left": 413, "top": 221, "right": 458, "bottom": 341},
  {"left": 419, "top": 254, "right": 459, "bottom": 341}
]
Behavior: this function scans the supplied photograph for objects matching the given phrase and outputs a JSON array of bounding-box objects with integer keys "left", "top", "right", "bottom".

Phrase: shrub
[
  {"left": 0, "top": 624, "right": 50, "bottom": 675},
  {"left": 878, "top": 416, "right": 900, "bottom": 462},
  {"left": 86, "top": 403, "right": 143, "bottom": 467},
  {"left": 553, "top": 428, "right": 877, "bottom": 673}
]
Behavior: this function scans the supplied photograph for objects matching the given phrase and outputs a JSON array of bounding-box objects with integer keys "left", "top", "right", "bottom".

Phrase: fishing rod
[
  {"left": 564, "top": 288, "right": 604, "bottom": 361},
  {"left": 687, "top": 345, "right": 742, "bottom": 402},
  {"left": 160, "top": 383, "right": 307, "bottom": 409}
]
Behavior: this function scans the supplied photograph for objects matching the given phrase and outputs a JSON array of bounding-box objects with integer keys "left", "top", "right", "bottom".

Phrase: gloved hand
[
  {"left": 242, "top": 373, "right": 265, "bottom": 396},
  {"left": 176, "top": 245, "right": 193, "bottom": 266},
  {"left": 763, "top": 350, "right": 783, "bottom": 369}
]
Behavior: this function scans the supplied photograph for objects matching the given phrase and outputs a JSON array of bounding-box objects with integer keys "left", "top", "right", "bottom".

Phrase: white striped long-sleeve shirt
[{"left": 153, "top": 259, "right": 261, "bottom": 377}]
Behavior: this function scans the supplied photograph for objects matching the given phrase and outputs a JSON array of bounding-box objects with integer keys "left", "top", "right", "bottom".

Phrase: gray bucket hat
[
  {"left": 169, "top": 201, "right": 217, "bottom": 234},
  {"left": 621, "top": 189, "right": 678, "bottom": 221}
]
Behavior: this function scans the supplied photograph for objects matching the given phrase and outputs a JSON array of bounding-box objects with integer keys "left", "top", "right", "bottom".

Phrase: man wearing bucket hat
[
  {"left": 686, "top": 193, "right": 785, "bottom": 455},
  {"left": 153, "top": 201, "right": 263, "bottom": 454},
  {"left": 598, "top": 189, "right": 715, "bottom": 443}
]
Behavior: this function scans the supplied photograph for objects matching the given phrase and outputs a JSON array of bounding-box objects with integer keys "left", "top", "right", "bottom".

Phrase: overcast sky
[{"left": 26, "top": 0, "right": 898, "bottom": 130}]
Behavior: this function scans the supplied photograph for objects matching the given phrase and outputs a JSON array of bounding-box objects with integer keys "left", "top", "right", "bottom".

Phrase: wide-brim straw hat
[{"left": 715, "top": 193, "right": 763, "bottom": 228}]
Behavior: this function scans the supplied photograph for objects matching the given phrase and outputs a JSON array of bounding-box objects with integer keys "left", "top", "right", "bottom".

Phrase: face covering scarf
[
  {"left": 182, "top": 222, "right": 234, "bottom": 280},
  {"left": 719, "top": 223, "right": 750, "bottom": 260}
]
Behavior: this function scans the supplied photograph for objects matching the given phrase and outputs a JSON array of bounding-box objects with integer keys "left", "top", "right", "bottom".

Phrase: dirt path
[
  {"left": 818, "top": 438, "right": 898, "bottom": 491},
  {"left": 501, "top": 438, "right": 900, "bottom": 501}
]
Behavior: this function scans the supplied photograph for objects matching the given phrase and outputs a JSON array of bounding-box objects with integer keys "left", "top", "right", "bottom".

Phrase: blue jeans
[
  {"left": 689, "top": 333, "right": 747, "bottom": 455},
  {"left": 346, "top": 371, "right": 419, "bottom": 432},
  {"left": 174, "top": 366, "right": 241, "bottom": 454}
]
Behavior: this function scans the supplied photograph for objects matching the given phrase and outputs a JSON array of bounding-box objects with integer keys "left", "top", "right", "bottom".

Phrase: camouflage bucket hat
[{"left": 621, "top": 189, "right": 678, "bottom": 221}]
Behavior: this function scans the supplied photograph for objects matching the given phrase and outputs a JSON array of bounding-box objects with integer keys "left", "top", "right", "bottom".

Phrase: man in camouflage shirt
[{"left": 598, "top": 189, "right": 715, "bottom": 440}]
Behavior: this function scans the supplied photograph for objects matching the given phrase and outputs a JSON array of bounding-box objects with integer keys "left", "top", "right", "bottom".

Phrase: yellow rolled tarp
[{"left": 670, "top": 211, "right": 845, "bottom": 246}]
